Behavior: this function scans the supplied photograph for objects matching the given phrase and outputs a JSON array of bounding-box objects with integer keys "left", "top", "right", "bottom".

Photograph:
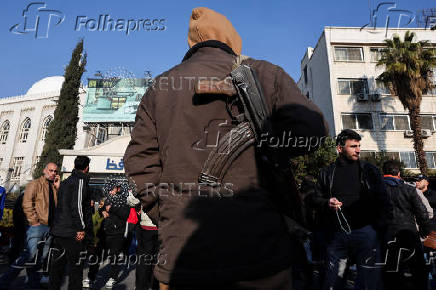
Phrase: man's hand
[
  {"left": 102, "top": 211, "right": 109, "bottom": 219},
  {"left": 53, "top": 175, "right": 61, "bottom": 190},
  {"left": 76, "top": 231, "right": 85, "bottom": 241},
  {"left": 329, "top": 198, "right": 343, "bottom": 211}
]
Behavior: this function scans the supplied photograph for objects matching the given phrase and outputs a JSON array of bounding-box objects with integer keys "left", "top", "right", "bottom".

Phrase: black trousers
[
  {"left": 49, "top": 237, "right": 84, "bottom": 290},
  {"left": 136, "top": 227, "right": 159, "bottom": 290},
  {"left": 105, "top": 234, "right": 125, "bottom": 280},
  {"left": 86, "top": 242, "right": 105, "bottom": 281},
  {"left": 384, "top": 230, "right": 428, "bottom": 290}
]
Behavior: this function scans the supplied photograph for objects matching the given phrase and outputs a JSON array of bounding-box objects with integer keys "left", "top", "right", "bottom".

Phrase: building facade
[
  {"left": 0, "top": 76, "right": 87, "bottom": 188},
  {"left": 297, "top": 27, "right": 436, "bottom": 170},
  {"left": 0, "top": 74, "right": 151, "bottom": 190}
]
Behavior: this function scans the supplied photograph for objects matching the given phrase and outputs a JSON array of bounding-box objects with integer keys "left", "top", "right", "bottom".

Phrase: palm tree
[{"left": 377, "top": 31, "right": 436, "bottom": 175}]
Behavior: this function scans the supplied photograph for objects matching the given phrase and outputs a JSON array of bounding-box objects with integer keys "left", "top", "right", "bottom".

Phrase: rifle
[{"left": 195, "top": 64, "right": 306, "bottom": 226}]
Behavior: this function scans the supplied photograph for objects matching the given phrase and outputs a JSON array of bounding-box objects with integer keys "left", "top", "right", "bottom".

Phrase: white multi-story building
[
  {"left": 297, "top": 27, "right": 436, "bottom": 170},
  {"left": 0, "top": 76, "right": 87, "bottom": 188}
]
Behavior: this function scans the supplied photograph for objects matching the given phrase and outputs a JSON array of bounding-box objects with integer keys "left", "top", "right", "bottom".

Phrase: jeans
[
  {"left": 323, "top": 225, "right": 382, "bottom": 290},
  {"left": 0, "top": 224, "right": 51, "bottom": 287}
]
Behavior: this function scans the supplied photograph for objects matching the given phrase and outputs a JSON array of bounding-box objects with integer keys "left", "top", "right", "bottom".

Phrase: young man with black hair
[
  {"left": 49, "top": 156, "right": 93, "bottom": 290},
  {"left": 382, "top": 160, "right": 429, "bottom": 290},
  {"left": 310, "top": 129, "right": 387, "bottom": 290}
]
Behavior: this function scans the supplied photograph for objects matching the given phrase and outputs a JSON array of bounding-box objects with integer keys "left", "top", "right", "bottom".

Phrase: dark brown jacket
[
  {"left": 124, "top": 44, "right": 327, "bottom": 284},
  {"left": 22, "top": 176, "right": 58, "bottom": 226}
]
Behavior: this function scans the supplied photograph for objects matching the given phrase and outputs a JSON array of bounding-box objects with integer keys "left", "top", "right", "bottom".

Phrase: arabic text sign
[
  {"left": 106, "top": 158, "right": 124, "bottom": 171},
  {"left": 61, "top": 155, "right": 125, "bottom": 173}
]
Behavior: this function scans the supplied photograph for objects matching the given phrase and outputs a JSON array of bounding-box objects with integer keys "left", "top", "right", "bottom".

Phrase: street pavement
[{"left": 0, "top": 261, "right": 139, "bottom": 289}]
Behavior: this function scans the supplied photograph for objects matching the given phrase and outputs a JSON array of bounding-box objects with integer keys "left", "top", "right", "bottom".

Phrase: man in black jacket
[
  {"left": 382, "top": 160, "right": 429, "bottom": 290},
  {"left": 310, "top": 129, "right": 386, "bottom": 290},
  {"left": 49, "top": 156, "right": 93, "bottom": 290}
]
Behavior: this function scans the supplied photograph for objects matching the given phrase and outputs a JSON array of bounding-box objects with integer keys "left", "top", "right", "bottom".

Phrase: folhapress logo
[
  {"left": 10, "top": 2, "right": 65, "bottom": 39},
  {"left": 360, "top": 2, "right": 415, "bottom": 36}
]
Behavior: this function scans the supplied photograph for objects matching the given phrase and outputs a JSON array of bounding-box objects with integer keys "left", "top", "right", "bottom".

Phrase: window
[
  {"left": 370, "top": 47, "right": 383, "bottom": 62},
  {"left": 19, "top": 118, "right": 31, "bottom": 143},
  {"left": 380, "top": 115, "right": 410, "bottom": 130},
  {"left": 421, "top": 115, "right": 435, "bottom": 131},
  {"left": 303, "top": 65, "right": 308, "bottom": 84},
  {"left": 11, "top": 157, "right": 24, "bottom": 181},
  {"left": 384, "top": 151, "right": 417, "bottom": 168},
  {"left": 427, "top": 68, "right": 436, "bottom": 95},
  {"left": 334, "top": 47, "right": 363, "bottom": 61},
  {"left": 375, "top": 80, "right": 391, "bottom": 95},
  {"left": 399, "top": 152, "right": 417, "bottom": 168},
  {"left": 0, "top": 120, "right": 10, "bottom": 145},
  {"left": 360, "top": 151, "right": 376, "bottom": 161},
  {"left": 41, "top": 116, "right": 52, "bottom": 141},
  {"left": 338, "top": 79, "right": 368, "bottom": 95},
  {"left": 426, "top": 152, "right": 436, "bottom": 169},
  {"left": 341, "top": 113, "right": 373, "bottom": 130},
  {"left": 96, "top": 127, "right": 107, "bottom": 145}
]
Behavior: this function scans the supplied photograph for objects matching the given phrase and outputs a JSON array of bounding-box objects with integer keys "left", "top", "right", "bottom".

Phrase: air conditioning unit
[
  {"left": 422, "top": 129, "right": 432, "bottom": 138},
  {"left": 356, "top": 93, "right": 369, "bottom": 102},
  {"left": 404, "top": 130, "right": 413, "bottom": 137},
  {"left": 370, "top": 93, "right": 381, "bottom": 102}
]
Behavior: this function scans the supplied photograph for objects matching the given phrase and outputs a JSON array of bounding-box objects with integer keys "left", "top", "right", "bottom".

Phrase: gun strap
[{"left": 198, "top": 121, "right": 255, "bottom": 185}]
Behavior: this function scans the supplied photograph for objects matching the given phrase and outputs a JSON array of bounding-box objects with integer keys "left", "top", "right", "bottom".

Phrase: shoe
[
  {"left": 105, "top": 278, "right": 116, "bottom": 289},
  {"left": 83, "top": 278, "right": 93, "bottom": 288}
]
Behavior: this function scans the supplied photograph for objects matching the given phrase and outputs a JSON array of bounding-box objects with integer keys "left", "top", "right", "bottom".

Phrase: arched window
[
  {"left": 41, "top": 116, "right": 52, "bottom": 141},
  {"left": 19, "top": 118, "right": 31, "bottom": 143},
  {"left": 0, "top": 120, "right": 10, "bottom": 145}
]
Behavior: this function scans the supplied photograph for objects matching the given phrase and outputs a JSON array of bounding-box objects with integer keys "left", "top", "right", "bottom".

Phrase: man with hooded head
[{"left": 125, "top": 7, "right": 327, "bottom": 289}]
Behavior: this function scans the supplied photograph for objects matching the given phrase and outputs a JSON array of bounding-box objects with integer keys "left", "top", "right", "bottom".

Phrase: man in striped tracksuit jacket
[{"left": 49, "top": 156, "right": 93, "bottom": 290}]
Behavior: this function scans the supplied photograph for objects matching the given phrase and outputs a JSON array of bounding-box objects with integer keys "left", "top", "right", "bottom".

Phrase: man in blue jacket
[{"left": 49, "top": 156, "right": 93, "bottom": 290}]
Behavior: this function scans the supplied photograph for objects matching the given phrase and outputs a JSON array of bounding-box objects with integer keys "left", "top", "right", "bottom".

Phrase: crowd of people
[
  {"left": 298, "top": 129, "right": 436, "bottom": 290},
  {"left": 1, "top": 129, "right": 435, "bottom": 289},
  {"left": 0, "top": 156, "right": 159, "bottom": 290},
  {"left": 0, "top": 6, "right": 436, "bottom": 290}
]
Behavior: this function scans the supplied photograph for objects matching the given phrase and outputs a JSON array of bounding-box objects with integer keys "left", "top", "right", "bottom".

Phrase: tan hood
[{"left": 188, "top": 7, "right": 242, "bottom": 55}]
